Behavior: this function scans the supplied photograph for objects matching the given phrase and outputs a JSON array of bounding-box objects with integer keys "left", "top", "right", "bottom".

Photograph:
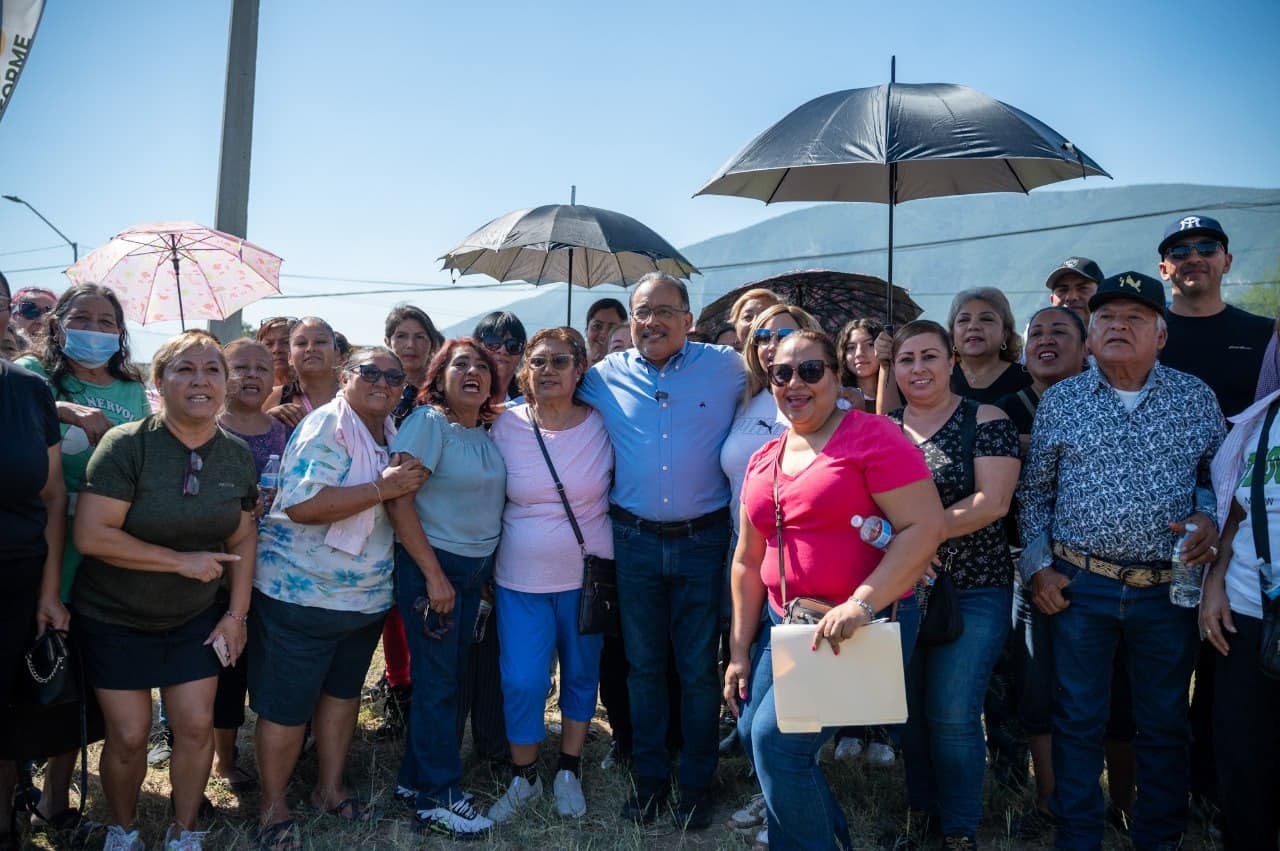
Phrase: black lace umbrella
[{"left": 696, "top": 270, "right": 922, "bottom": 339}]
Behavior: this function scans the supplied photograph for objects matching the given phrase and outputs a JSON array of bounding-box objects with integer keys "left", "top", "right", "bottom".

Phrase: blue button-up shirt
[
  {"left": 578, "top": 341, "right": 746, "bottom": 522},
  {"left": 1017, "top": 363, "right": 1225, "bottom": 582}
]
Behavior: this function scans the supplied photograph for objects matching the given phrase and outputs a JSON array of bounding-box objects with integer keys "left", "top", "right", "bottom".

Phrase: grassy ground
[{"left": 19, "top": 650, "right": 1214, "bottom": 850}]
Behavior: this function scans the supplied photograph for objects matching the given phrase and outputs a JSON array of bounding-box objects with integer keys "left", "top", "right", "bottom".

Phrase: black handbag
[
  {"left": 21, "top": 628, "right": 78, "bottom": 707},
  {"left": 1249, "top": 400, "right": 1280, "bottom": 679},
  {"left": 530, "top": 413, "right": 620, "bottom": 636}
]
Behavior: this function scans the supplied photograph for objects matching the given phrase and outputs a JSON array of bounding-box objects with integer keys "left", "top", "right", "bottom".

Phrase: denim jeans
[
  {"left": 739, "top": 599, "right": 918, "bottom": 850},
  {"left": 613, "top": 518, "right": 728, "bottom": 790},
  {"left": 1048, "top": 561, "right": 1197, "bottom": 851},
  {"left": 902, "top": 584, "right": 1012, "bottom": 837},
  {"left": 395, "top": 544, "right": 492, "bottom": 808}
]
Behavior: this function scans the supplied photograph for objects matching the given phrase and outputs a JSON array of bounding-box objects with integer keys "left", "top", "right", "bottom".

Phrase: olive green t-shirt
[{"left": 72, "top": 415, "right": 257, "bottom": 631}]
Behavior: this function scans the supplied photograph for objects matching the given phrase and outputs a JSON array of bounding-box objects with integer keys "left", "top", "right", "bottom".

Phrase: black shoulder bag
[
  {"left": 530, "top": 413, "right": 620, "bottom": 636},
  {"left": 1250, "top": 399, "right": 1280, "bottom": 679},
  {"left": 914, "top": 400, "right": 975, "bottom": 647}
]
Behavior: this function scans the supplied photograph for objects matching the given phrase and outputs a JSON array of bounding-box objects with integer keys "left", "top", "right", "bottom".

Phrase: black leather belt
[{"left": 608, "top": 505, "right": 729, "bottom": 538}]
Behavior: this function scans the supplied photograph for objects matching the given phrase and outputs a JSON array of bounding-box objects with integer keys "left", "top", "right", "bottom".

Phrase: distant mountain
[{"left": 445, "top": 184, "right": 1280, "bottom": 336}]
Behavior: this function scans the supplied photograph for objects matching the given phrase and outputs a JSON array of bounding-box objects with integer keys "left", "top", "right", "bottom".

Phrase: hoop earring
[{"left": 1000, "top": 341, "right": 1008, "bottom": 351}]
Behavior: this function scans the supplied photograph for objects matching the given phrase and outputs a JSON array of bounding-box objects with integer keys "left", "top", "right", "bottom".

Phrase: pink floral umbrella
[{"left": 65, "top": 221, "right": 283, "bottom": 328}]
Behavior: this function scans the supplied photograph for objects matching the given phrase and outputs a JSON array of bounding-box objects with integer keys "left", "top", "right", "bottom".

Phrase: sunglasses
[
  {"left": 349, "top": 364, "right": 407, "bottom": 387},
  {"left": 528, "top": 354, "right": 575, "bottom": 371},
  {"left": 481, "top": 335, "right": 525, "bottom": 356},
  {"left": 752, "top": 328, "right": 796, "bottom": 345},
  {"left": 258, "top": 316, "right": 298, "bottom": 328},
  {"left": 17, "top": 300, "right": 54, "bottom": 321},
  {"left": 768, "top": 359, "right": 830, "bottom": 387},
  {"left": 183, "top": 450, "right": 204, "bottom": 497},
  {"left": 1164, "top": 241, "right": 1222, "bottom": 261},
  {"left": 412, "top": 596, "right": 452, "bottom": 640}
]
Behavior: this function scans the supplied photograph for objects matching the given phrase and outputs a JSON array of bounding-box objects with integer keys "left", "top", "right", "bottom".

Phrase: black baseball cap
[
  {"left": 1045, "top": 256, "right": 1104, "bottom": 290},
  {"left": 1158, "top": 214, "right": 1229, "bottom": 257},
  {"left": 1089, "top": 271, "right": 1166, "bottom": 314}
]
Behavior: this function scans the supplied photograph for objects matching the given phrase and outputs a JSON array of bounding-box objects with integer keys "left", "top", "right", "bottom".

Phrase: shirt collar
[
  {"left": 633, "top": 339, "right": 691, "bottom": 373},
  {"left": 1089, "top": 361, "right": 1162, "bottom": 394}
]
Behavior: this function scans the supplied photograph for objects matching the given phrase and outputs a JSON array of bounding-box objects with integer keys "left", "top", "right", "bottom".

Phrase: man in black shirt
[{"left": 1157, "top": 214, "right": 1273, "bottom": 418}]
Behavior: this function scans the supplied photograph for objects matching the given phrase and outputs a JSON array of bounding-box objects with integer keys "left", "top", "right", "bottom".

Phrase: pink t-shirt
[
  {"left": 490, "top": 405, "right": 614, "bottom": 593},
  {"left": 742, "top": 411, "right": 932, "bottom": 614}
]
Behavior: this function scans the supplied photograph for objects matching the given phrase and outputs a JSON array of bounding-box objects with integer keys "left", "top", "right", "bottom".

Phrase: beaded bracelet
[
  {"left": 224, "top": 610, "right": 249, "bottom": 624},
  {"left": 848, "top": 596, "right": 876, "bottom": 620}
]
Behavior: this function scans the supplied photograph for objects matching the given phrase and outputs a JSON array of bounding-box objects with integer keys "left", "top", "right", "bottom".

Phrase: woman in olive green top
[{"left": 74, "top": 330, "right": 258, "bottom": 851}]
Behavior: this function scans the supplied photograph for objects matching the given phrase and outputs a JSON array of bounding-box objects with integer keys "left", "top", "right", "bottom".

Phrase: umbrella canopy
[
  {"left": 441, "top": 204, "right": 698, "bottom": 324},
  {"left": 696, "top": 82, "right": 1109, "bottom": 203},
  {"left": 697, "top": 270, "right": 922, "bottom": 339},
  {"left": 65, "top": 221, "right": 283, "bottom": 328}
]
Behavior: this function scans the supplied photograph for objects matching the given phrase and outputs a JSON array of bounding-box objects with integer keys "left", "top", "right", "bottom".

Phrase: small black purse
[
  {"left": 916, "top": 554, "right": 964, "bottom": 647},
  {"left": 531, "top": 414, "right": 620, "bottom": 637},
  {"left": 21, "top": 628, "right": 79, "bottom": 707}
]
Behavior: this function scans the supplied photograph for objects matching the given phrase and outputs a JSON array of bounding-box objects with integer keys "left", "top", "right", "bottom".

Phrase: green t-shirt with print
[
  {"left": 15, "top": 355, "right": 151, "bottom": 599},
  {"left": 72, "top": 415, "right": 258, "bottom": 631}
]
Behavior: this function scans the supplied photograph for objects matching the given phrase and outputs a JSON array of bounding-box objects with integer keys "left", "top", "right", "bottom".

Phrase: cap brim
[{"left": 1088, "top": 290, "right": 1164, "bottom": 313}]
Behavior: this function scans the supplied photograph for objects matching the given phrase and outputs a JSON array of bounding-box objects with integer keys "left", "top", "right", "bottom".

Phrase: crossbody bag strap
[
  {"left": 1251, "top": 400, "right": 1280, "bottom": 564},
  {"left": 773, "top": 441, "right": 789, "bottom": 609},
  {"left": 959, "top": 398, "right": 978, "bottom": 496},
  {"left": 530, "top": 412, "right": 587, "bottom": 554}
]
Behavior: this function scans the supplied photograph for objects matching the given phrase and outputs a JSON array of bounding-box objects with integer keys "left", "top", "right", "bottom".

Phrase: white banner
[{"left": 0, "top": 0, "right": 45, "bottom": 124}]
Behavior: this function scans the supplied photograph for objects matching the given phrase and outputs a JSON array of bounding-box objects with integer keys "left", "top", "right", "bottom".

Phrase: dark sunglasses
[
  {"left": 768, "top": 359, "right": 829, "bottom": 387},
  {"left": 183, "top": 451, "right": 204, "bottom": 497},
  {"left": 528, "top": 354, "right": 575, "bottom": 371},
  {"left": 752, "top": 328, "right": 796, "bottom": 345},
  {"left": 258, "top": 315, "right": 298, "bottom": 328},
  {"left": 1165, "top": 241, "right": 1222, "bottom": 261},
  {"left": 412, "top": 596, "right": 452, "bottom": 640},
  {"left": 349, "top": 364, "right": 407, "bottom": 387},
  {"left": 17, "top": 300, "right": 54, "bottom": 321},
  {"left": 481, "top": 335, "right": 525, "bottom": 356}
]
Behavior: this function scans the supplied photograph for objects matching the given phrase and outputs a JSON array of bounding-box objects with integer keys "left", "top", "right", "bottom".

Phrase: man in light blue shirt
[{"left": 578, "top": 272, "right": 745, "bottom": 828}]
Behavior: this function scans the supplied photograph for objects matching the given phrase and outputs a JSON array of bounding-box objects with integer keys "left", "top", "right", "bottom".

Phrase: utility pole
[{"left": 207, "top": 0, "right": 260, "bottom": 344}]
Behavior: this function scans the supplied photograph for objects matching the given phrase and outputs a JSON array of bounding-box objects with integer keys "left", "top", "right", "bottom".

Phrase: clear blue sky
[{"left": 3, "top": 0, "right": 1278, "bottom": 357}]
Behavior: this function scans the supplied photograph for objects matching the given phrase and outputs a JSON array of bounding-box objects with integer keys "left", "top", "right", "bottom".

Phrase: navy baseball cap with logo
[
  {"left": 1044, "top": 256, "right": 1104, "bottom": 290},
  {"left": 1158, "top": 214, "right": 1229, "bottom": 257},
  {"left": 1089, "top": 271, "right": 1166, "bottom": 314}
]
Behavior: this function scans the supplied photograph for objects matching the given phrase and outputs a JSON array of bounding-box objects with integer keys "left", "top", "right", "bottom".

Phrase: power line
[
  {"left": 0, "top": 263, "right": 65, "bottom": 273},
  {"left": 0, "top": 243, "right": 63, "bottom": 258}
]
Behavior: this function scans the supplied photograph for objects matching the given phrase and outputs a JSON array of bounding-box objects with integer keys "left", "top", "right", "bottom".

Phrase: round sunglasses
[
  {"left": 768, "top": 359, "right": 830, "bottom": 387},
  {"left": 481, "top": 335, "right": 525, "bottom": 356},
  {"left": 348, "top": 363, "right": 407, "bottom": 387}
]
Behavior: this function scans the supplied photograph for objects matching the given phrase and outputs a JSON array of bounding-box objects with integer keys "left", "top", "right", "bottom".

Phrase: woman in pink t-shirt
[
  {"left": 724, "top": 330, "right": 944, "bottom": 851},
  {"left": 486, "top": 328, "right": 612, "bottom": 824}
]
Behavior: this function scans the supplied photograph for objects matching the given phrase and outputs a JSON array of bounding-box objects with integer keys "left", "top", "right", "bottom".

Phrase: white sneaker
[
  {"left": 486, "top": 775, "right": 543, "bottom": 824},
  {"left": 834, "top": 736, "right": 864, "bottom": 762},
  {"left": 728, "top": 793, "right": 767, "bottom": 829},
  {"left": 552, "top": 769, "right": 586, "bottom": 818},
  {"left": 865, "top": 741, "right": 896, "bottom": 767},
  {"left": 105, "top": 826, "right": 146, "bottom": 851},
  {"left": 416, "top": 796, "right": 494, "bottom": 837},
  {"left": 163, "top": 826, "right": 207, "bottom": 851},
  {"left": 755, "top": 826, "right": 770, "bottom": 847}
]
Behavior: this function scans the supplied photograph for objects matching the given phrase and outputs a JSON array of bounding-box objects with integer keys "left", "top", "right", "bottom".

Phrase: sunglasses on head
[
  {"left": 768, "top": 359, "right": 829, "bottom": 387},
  {"left": 1165, "top": 241, "right": 1222, "bottom": 261},
  {"left": 17, "top": 300, "right": 53, "bottom": 321},
  {"left": 481, "top": 335, "right": 525, "bottom": 356},
  {"left": 528, "top": 354, "right": 575, "bottom": 371},
  {"left": 259, "top": 316, "right": 298, "bottom": 328},
  {"left": 349, "top": 363, "right": 407, "bottom": 387},
  {"left": 412, "top": 596, "right": 452, "bottom": 640},
  {"left": 752, "top": 328, "right": 796, "bottom": 345},
  {"left": 183, "top": 450, "right": 204, "bottom": 497}
]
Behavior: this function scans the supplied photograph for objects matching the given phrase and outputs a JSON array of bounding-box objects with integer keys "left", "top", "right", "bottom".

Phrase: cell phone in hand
[{"left": 212, "top": 635, "right": 232, "bottom": 667}]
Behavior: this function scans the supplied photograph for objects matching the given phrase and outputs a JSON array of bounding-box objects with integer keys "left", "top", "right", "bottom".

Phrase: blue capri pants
[{"left": 496, "top": 585, "right": 604, "bottom": 745}]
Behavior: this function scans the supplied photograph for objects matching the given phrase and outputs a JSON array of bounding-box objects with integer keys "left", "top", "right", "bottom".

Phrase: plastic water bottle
[
  {"left": 258, "top": 454, "right": 281, "bottom": 518},
  {"left": 850, "top": 514, "right": 893, "bottom": 550},
  {"left": 474, "top": 598, "right": 494, "bottom": 643},
  {"left": 1169, "top": 522, "right": 1201, "bottom": 608}
]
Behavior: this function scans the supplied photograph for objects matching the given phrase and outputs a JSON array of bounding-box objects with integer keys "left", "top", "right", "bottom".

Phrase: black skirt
[{"left": 77, "top": 604, "right": 223, "bottom": 691}]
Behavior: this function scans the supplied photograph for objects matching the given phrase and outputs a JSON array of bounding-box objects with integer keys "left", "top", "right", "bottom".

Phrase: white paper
[{"left": 770, "top": 621, "right": 907, "bottom": 733}]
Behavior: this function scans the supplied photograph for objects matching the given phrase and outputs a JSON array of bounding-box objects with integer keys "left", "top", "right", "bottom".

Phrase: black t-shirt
[
  {"left": 951, "top": 362, "right": 1032, "bottom": 405},
  {"left": 994, "top": 386, "right": 1040, "bottom": 437},
  {"left": 1161, "top": 305, "right": 1274, "bottom": 418},
  {"left": 0, "top": 360, "right": 61, "bottom": 563}
]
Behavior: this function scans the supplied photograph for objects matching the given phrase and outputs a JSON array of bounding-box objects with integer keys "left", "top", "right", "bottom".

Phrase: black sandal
[
  {"left": 319, "top": 797, "right": 373, "bottom": 823},
  {"left": 254, "top": 819, "right": 300, "bottom": 851}
]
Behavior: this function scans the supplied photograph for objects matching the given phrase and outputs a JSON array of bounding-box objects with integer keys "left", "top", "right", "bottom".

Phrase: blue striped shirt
[{"left": 578, "top": 342, "right": 746, "bottom": 522}]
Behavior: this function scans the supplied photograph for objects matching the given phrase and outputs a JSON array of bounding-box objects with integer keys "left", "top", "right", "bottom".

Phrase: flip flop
[
  {"left": 318, "top": 797, "right": 374, "bottom": 823},
  {"left": 254, "top": 820, "right": 300, "bottom": 851},
  {"left": 215, "top": 765, "right": 259, "bottom": 794}
]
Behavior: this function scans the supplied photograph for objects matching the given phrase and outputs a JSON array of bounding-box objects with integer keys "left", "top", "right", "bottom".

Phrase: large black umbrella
[
  {"left": 441, "top": 203, "right": 698, "bottom": 324},
  {"left": 697, "top": 270, "right": 922, "bottom": 339},
  {"left": 696, "top": 60, "right": 1109, "bottom": 320}
]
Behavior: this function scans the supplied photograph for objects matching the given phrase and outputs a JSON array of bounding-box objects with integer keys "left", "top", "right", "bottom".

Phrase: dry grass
[{"left": 19, "top": 650, "right": 1215, "bottom": 850}]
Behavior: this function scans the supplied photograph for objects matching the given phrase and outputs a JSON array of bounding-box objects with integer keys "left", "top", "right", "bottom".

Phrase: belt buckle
[{"left": 1116, "top": 565, "right": 1144, "bottom": 587}]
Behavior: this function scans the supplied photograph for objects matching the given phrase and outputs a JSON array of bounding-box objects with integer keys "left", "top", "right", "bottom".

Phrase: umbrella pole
[
  {"left": 886, "top": 56, "right": 896, "bottom": 327},
  {"left": 567, "top": 247, "right": 574, "bottom": 326},
  {"left": 170, "top": 236, "right": 186, "bottom": 331}
]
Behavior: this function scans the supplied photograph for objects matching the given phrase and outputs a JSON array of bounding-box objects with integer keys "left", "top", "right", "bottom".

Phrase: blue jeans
[
  {"left": 395, "top": 544, "right": 492, "bottom": 808},
  {"left": 1048, "top": 561, "right": 1197, "bottom": 850},
  {"left": 902, "top": 584, "right": 1012, "bottom": 837},
  {"left": 739, "top": 600, "right": 918, "bottom": 850},
  {"left": 613, "top": 518, "right": 728, "bottom": 790}
]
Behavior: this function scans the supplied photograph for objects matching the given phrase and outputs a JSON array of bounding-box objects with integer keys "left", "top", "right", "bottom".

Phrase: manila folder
[{"left": 770, "top": 621, "right": 906, "bottom": 734}]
